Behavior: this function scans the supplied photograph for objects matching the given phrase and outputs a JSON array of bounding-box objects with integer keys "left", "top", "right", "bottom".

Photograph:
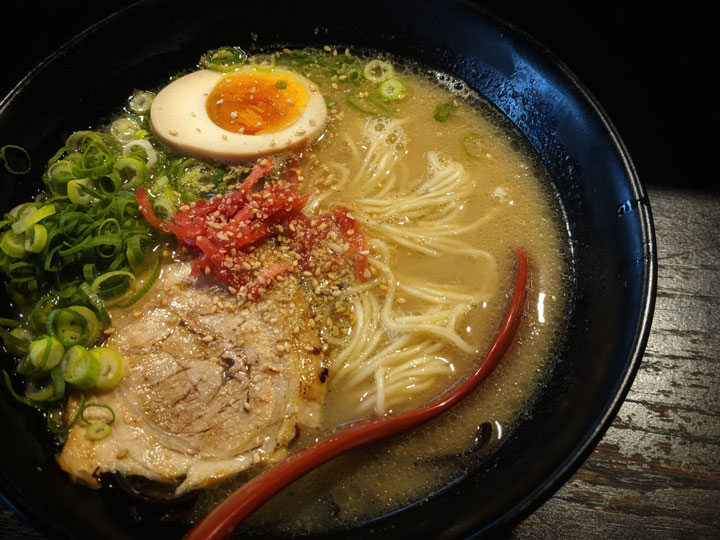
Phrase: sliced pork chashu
[{"left": 57, "top": 260, "right": 326, "bottom": 493}]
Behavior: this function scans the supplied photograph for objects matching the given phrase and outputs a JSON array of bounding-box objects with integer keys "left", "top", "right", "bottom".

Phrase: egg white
[{"left": 150, "top": 68, "right": 327, "bottom": 162}]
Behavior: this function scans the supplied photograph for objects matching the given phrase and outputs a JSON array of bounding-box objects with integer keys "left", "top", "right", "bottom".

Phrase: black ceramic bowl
[{"left": 0, "top": 1, "right": 656, "bottom": 538}]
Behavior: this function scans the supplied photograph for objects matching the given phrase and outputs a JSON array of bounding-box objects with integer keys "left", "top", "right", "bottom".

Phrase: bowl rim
[{"left": 0, "top": 1, "right": 657, "bottom": 538}]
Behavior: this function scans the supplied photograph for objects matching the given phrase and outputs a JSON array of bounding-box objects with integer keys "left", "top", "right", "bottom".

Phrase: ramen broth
[{"left": 189, "top": 55, "right": 572, "bottom": 533}]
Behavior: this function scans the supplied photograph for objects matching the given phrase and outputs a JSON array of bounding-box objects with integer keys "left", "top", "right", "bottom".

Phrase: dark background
[{"left": 1, "top": 1, "right": 713, "bottom": 191}]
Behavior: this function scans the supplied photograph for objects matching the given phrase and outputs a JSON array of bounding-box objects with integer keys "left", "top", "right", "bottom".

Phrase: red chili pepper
[
  {"left": 135, "top": 187, "right": 165, "bottom": 230},
  {"left": 194, "top": 236, "right": 246, "bottom": 289},
  {"left": 182, "top": 247, "right": 529, "bottom": 540},
  {"left": 245, "top": 263, "right": 292, "bottom": 301},
  {"left": 138, "top": 158, "right": 372, "bottom": 301},
  {"left": 239, "top": 156, "right": 274, "bottom": 194},
  {"left": 331, "top": 206, "right": 370, "bottom": 281}
]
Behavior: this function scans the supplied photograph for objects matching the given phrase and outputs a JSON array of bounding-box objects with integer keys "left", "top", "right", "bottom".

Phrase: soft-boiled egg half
[{"left": 150, "top": 67, "right": 327, "bottom": 162}]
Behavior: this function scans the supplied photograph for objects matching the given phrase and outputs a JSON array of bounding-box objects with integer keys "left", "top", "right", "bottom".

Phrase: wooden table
[{"left": 2, "top": 186, "right": 718, "bottom": 538}]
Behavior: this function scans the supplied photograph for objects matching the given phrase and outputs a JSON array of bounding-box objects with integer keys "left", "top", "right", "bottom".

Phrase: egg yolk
[{"left": 206, "top": 71, "right": 309, "bottom": 135}]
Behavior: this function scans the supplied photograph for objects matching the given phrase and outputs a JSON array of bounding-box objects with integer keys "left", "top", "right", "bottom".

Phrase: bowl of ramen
[{"left": 0, "top": 1, "right": 655, "bottom": 539}]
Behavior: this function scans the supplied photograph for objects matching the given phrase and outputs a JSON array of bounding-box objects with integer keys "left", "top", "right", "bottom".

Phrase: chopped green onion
[
  {"left": 25, "top": 366, "right": 65, "bottom": 402},
  {"left": 367, "top": 95, "right": 394, "bottom": 115},
  {"left": 0, "top": 144, "right": 31, "bottom": 175},
  {"left": 0, "top": 318, "right": 21, "bottom": 329},
  {"left": 7, "top": 202, "right": 35, "bottom": 221},
  {"left": 345, "top": 95, "right": 380, "bottom": 116},
  {"left": 128, "top": 91, "right": 155, "bottom": 115},
  {"left": 24, "top": 224, "right": 48, "bottom": 253},
  {"left": 65, "top": 131, "right": 91, "bottom": 150},
  {"left": 110, "top": 116, "right": 142, "bottom": 143},
  {"left": 250, "top": 53, "right": 276, "bottom": 71},
  {"left": 68, "top": 306, "right": 100, "bottom": 345},
  {"left": 11, "top": 204, "right": 56, "bottom": 234},
  {"left": 27, "top": 335, "right": 65, "bottom": 372},
  {"left": 81, "top": 402, "right": 116, "bottom": 425},
  {"left": 89, "top": 347, "right": 125, "bottom": 391},
  {"left": 7, "top": 261, "right": 35, "bottom": 284},
  {"left": 347, "top": 69, "right": 362, "bottom": 82},
  {"left": 46, "top": 308, "right": 91, "bottom": 348},
  {"left": 67, "top": 179, "right": 96, "bottom": 205},
  {"left": 276, "top": 79, "right": 288, "bottom": 89},
  {"left": 2, "top": 370, "right": 35, "bottom": 407},
  {"left": 462, "top": 132, "right": 484, "bottom": 157},
  {"left": 113, "top": 156, "right": 148, "bottom": 190},
  {"left": 150, "top": 197, "right": 176, "bottom": 221},
  {"left": 97, "top": 173, "right": 123, "bottom": 194},
  {"left": 0, "top": 230, "right": 26, "bottom": 258},
  {"left": 0, "top": 324, "right": 31, "bottom": 356},
  {"left": 47, "top": 393, "right": 86, "bottom": 434},
  {"left": 91, "top": 270, "right": 135, "bottom": 305},
  {"left": 85, "top": 422, "right": 112, "bottom": 440},
  {"left": 122, "top": 140, "right": 157, "bottom": 170},
  {"left": 363, "top": 59, "right": 394, "bottom": 83},
  {"left": 433, "top": 102, "right": 454, "bottom": 122},
  {"left": 117, "top": 252, "right": 163, "bottom": 308},
  {"left": 79, "top": 282, "right": 111, "bottom": 327},
  {"left": 61, "top": 345, "right": 100, "bottom": 390},
  {"left": 124, "top": 234, "right": 150, "bottom": 272},
  {"left": 31, "top": 294, "right": 59, "bottom": 331},
  {"left": 379, "top": 78, "right": 405, "bottom": 100},
  {"left": 202, "top": 46, "right": 248, "bottom": 72}
]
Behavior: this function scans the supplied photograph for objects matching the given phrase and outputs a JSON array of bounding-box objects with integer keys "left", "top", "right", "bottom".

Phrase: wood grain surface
[{"left": 2, "top": 187, "right": 718, "bottom": 538}]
